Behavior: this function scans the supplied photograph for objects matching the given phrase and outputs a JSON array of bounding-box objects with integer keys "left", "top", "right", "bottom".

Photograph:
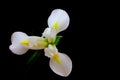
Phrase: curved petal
[
  {"left": 44, "top": 45, "right": 58, "bottom": 58},
  {"left": 9, "top": 44, "right": 28, "bottom": 55},
  {"left": 10, "top": 32, "right": 29, "bottom": 55},
  {"left": 48, "top": 9, "right": 70, "bottom": 33},
  {"left": 49, "top": 53, "right": 72, "bottom": 77},
  {"left": 42, "top": 28, "right": 56, "bottom": 43},
  {"left": 11, "top": 32, "right": 28, "bottom": 44}
]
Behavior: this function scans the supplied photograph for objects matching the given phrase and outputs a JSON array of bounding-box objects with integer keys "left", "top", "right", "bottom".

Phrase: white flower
[
  {"left": 9, "top": 9, "right": 72, "bottom": 77},
  {"left": 44, "top": 45, "right": 72, "bottom": 77},
  {"left": 9, "top": 32, "right": 48, "bottom": 55}
]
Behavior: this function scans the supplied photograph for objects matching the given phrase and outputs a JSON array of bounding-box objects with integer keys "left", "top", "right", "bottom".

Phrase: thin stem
[{"left": 26, "top": 50, "right": 41, "bottom": 65}]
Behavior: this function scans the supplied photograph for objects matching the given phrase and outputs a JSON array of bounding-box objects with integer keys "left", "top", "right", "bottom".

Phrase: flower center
[
  {"left": 53, "top": 21, "right": 58, "bottom": 30},
  {"left": 20, "top": 40, "right": 29, "bottom": 46},
  {"left": 52, "top": 53, "right": 61, "bottom": 64}
]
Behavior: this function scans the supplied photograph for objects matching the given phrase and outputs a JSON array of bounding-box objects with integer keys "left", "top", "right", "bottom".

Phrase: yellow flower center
[
  {"left": 53, "top": 21, "right": 58, "bottom": 30},
  {"left": 52, "top": 53, "right": 61, "bottom": 64},
  {"left": 20, "top": 40, "right": 29, "bottom": 46}
]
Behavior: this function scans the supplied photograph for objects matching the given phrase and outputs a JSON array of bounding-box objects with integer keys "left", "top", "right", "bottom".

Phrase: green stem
[
  {"left": 54, "top": 36, "right": 62, "bottom": 45},
  {"left": 26, "top": 50, "right": 41, "bottom": 64}
]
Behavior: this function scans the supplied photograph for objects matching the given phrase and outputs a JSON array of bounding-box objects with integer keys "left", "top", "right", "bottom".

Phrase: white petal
[
  {"left": 42, "top": 28, "right": 56, "bottom": 42},
  {"left": 9, "top": 32, "right": 29, "bottom": 55},
  {"left": 11, "top": 32, "right": 28, "bottom": 44},
  {"left": 9, "top": 44, "right": 28, "bottom": 55},
  {"left": 42, "top": 28, "right": 56, "bottom": 38},
  {"left": 48, "top": 9, "right": 70, "bottom": 33},
  {"left": 49, "top": 53, "right": 72, "bottom": 77},
  {"left": 44, "top": 45, "right": 58, "bottom": 58},
  {"left": 44, "top": 47, "right": 53, "bottom": 58}
]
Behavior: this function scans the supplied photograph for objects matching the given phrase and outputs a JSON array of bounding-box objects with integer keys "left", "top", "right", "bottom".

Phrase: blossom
[{"left": 9, "top": 9, "right": 72, "bottom": 77}]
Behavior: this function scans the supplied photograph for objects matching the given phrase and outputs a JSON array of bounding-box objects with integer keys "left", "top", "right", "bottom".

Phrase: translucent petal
[
  {"left": 42, "top": 28, "right": 56, "bottom": 42},
  {"left": 9, "top": 32, "right": 29, "bottom": 55},
  {"left": 44, "top": 47, "right": 53, "bottom": 58},
  {"left": 11, "top": 32, "right": 28, "bottom": 44},
  {"left": 9, "top": 44, "right": 28, "bottom": 55},
  {"left": 44, "top": 45, "right": 58, "bottom": 58},
  {"left": 48, "top": 9, "right": 70, "bottom": 33},
  {"left": 49, "top": 53, "right": 72, "bottom": 77}
]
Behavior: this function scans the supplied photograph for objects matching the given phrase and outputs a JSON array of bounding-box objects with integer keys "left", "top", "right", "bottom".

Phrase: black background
[{"left": 0, "top": 0, "right": 106, "bottom": 80}]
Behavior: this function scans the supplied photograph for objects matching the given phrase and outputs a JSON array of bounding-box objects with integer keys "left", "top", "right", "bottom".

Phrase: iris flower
[{"left": 9, "top": 9, "right": 72, "bottom": 77}]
